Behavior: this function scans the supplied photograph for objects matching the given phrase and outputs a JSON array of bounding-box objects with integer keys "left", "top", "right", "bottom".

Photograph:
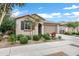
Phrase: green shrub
[
  {"left": 8, "top": 34, "right": 16, "bottom": 44},
  {"left": 26, "top": 35, "right": 31, "bottom": 40},
  {"left": 0, "top": 32, "right": 3, "bottom": 36},
  {"left": 42, "top": 34, "right": 51, "bottom": 41},
  {"left": 64, "top": 31, "right": 79, "bottom": 35},
  {"left": 16, "top": 34, "right": 24, "bottom": 41},
  {"left": 0, "top": 32, "right": 3, "bottom": 41},
  {"left": 58, "top": 36, "right": 62, "bottom": 40},
  {"left": 33, "top": 35, "right": 40, "bottom": 41},
  {"left": 64, "top": 32, "right": 71, "bottom": 35},
  {"left": 76, "top": 32, "right": 79, "bottom": 35},
  {"left": 51, "top": 35, "right": 56, "bottom": 40},
  {"left": 71, "top": 32, "right": 76, "bottom": 35},
  {"left": 8, "top": 31, "right": 15, "bottom": 35},
  {"left": 19, "top": 36, "right": 28, "bottom": 44},
  {"left": 0, "top": 35, "right": 2, "bottom": 41},
  {"left": 64, "top": 32, "right": 69, "bottom": 35},
  {"left": 38, "top": 34, "right": 43, "bottom": 39}
]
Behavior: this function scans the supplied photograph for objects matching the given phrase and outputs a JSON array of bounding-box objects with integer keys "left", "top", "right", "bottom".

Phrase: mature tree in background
[
  {"left": 65, "top": 22, "right": 79, "bottom": 32},
  {"left": 0, "top": 15, "right": 16, "bottom": 34},
  {"left": 0, "top": 3, "right": 25, "bottom": 26}
]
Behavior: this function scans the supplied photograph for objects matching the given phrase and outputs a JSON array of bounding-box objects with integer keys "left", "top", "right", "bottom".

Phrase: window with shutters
[{"left": 21, "top": 20, "right": 32, "bottom": 30}]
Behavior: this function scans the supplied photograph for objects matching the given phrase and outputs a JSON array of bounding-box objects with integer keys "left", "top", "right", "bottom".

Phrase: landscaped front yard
[
  {"left": 64, "top": 31, "right": 79, "bottom": 37},
  {"left": 0, "top": 33, "right": 62, "bottom": 48}
]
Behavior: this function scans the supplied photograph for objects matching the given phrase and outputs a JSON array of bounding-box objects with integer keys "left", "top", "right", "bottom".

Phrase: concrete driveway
[
  {"left": 0, "top": 40, "right": 79, "bottom": 56},
  {"left": 56, "top": 34, "right": 79, "bottom": 42}
]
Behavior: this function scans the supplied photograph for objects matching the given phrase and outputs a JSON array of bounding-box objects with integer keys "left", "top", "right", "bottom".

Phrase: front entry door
[{"left": 38, "top": 23, "right": 42, "bottom": 34}]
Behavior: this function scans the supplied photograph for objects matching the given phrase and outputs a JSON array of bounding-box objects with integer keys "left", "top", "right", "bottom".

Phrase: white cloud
[
  {"left": 38, "top": 13, "right": 61, "bottom": 19},
  {"left": 38, "top": 7, "right": 44, "bottom": 9},
  {"left": 11, "top": 9, "right": 28, "bottom": 17},
  {"left": 63, "top": 13, "right": 71, "bottom": 16},
  {"left": 51, "top": 13, "right": 61, "bottom": 16},
  {"left": 38, "top": 12, "right": 79, "bottom": 19},
  {"left": 38, "top": 11, "right": 79, "bottom": 22},
  {"left": 38, "top": 13, "right": 52, "bottom": 18},
  {"left": 12, "top": 12, "right": 20, "bottom": 17},
  {"left": 11, "top": 9, "right": 21, "bottom": 17},
  {"left": 64, "top": 5, "right": 79, "bottom": 10},
  {"left": 72, "top": 12, "right": 79, "bottom": 16},
  {"left": 62, "top": 12, "right": 79, "bottom": 17}
]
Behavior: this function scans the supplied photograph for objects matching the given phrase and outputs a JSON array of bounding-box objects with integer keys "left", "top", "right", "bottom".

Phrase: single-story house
[{"left": 16, "top": 14, "right": 60, "bottom": 35}]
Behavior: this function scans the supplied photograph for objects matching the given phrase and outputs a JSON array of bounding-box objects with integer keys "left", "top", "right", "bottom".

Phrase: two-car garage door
[{"left": 44, "top": 24, "right": 57, "bottom": 34}]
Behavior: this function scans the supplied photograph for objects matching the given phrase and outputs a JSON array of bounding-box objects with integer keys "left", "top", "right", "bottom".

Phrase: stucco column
[
  {"left": 57, "top": 25, "right": 60, "bottom": 34},
  {"left": 42, "top": 23, "right": 44, "bottom": 34},
  {"left": 36, "top": 23, "right": 38, "bottom": 35},
  {"left": 33, "top": 23, "right": 38, "bottom": 35}
]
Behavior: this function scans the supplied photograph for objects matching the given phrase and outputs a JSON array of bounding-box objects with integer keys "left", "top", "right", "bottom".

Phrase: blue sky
[{"left": 12, "top": 3, "right": 79, "bottom": 22}]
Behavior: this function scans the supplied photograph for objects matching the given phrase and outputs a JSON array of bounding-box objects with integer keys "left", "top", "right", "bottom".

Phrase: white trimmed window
[{"left": 21, "top": 20, "right": 32, "bottom": 30}]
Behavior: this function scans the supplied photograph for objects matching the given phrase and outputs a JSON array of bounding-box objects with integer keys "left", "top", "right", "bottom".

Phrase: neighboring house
[
  {"left": 58, "top": 24, "right": 68, "bottom": 34},
  {"left": 16, "top": 14, "right": 60, "bottom": 35},
  {"left": 59, "top": 22, "right": 79, "bottom": 33}
]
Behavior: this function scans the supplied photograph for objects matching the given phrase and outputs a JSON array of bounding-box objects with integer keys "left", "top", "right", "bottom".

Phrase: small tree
[
  {"left": 0, "top": 3, "right": 25, "bottom": 26},
  {"left": 65, "top": 22, "right": 79, "bottom": 32},
  {"left": 0, "top": 16, "right": 15, "bottom": 34}
]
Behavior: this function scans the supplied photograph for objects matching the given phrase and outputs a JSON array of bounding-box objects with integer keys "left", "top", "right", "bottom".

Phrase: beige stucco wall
[{"left": 16, "top": 17, "right": 39, "bottom": 35}]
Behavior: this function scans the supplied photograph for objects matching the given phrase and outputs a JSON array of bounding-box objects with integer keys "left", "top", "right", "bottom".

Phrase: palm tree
[{"left": 0, "top": 3, "right": 25, "bottom": 26}]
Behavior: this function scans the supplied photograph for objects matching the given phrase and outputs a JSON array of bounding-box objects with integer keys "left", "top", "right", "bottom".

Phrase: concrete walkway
[{"left": 0, "top": 40, "right": 79, "bottom": 56}]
